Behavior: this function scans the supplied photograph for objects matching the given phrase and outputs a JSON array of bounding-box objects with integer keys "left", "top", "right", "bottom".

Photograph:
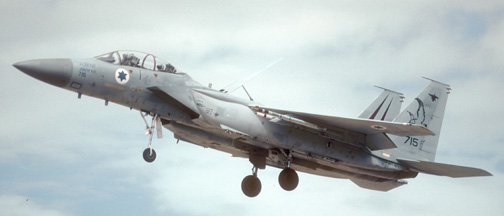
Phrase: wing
[{"left": 252, "top": 106, "right": 434, "bottom": 150}]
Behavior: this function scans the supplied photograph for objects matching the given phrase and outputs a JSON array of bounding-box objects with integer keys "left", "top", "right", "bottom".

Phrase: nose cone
[{"left": 13, "top": 58, "right": 73, "bottom": 87}]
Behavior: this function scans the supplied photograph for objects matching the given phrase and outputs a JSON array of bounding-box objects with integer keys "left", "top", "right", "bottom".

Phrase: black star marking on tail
[{"left": 429, "top": 93, "right": 438, "bottom": 102}]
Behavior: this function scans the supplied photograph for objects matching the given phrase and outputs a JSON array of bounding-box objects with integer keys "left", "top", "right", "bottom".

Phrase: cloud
[{"left": 0, "top": 195, "right": 71, "bottom": 216}]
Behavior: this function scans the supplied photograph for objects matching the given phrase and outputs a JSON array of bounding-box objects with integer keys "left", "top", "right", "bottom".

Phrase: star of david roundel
[
  {"left": 115, "top": 68, "right": 130, "bottom": 85},
  {"left": 371, "top": 125, "right": 387, "bottom": 131}
]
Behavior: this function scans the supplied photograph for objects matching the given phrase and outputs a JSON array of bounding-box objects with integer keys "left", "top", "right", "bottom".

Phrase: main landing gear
[
  {"left": 241, "top": 166, "right": 262, "bottom": 197},
  {"left": 241, "top": 150, "right": 299, "bottom": 197},
  {"left": 278, "top": 167, "right": 299, "bottom": 191},
  {"left": 278, "top": 150, "right": 299, "bottom": 191},
  {"left": 140, "top": 111, "right": 162, "bottom": 163}
]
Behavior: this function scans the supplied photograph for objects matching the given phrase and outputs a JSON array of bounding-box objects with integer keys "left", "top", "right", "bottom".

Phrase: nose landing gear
[
  {"left": 140, "top": 111, "right": 162, "bottom": 163},
  {"left": 143, "top": 148, "right": 156, "bottom": 163}
]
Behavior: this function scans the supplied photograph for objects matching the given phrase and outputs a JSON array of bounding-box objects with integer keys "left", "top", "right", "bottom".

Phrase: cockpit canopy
[{"left": 95, "top": 50, "right": 178, "bottom": 73}]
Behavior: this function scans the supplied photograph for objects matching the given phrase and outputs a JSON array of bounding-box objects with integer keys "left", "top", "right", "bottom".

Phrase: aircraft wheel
[
  {"left": 278, "top": 168, "right": 299, "bottom": 191},
  {"left": 241, "top": 175, "right": 261, "bottom": 197},
  {"left": 143, "top": 148, "right": 156, "bottom": 163}
]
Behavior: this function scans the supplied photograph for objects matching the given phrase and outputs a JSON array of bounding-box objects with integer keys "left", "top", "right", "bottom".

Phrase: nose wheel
[
  {"left": 140, "top": 111, "right": 163, "bottom": 163},
  {"left": 143, "top": 148, "right": 157, "bottom": 163}
]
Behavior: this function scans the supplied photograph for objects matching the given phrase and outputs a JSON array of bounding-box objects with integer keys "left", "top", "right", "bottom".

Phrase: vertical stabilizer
[
  {"left": 390, "top": 78, "right": 451, "bottom": 161},
  {"left": 359, "top": 86, "right": 404, "bottom": 121}
]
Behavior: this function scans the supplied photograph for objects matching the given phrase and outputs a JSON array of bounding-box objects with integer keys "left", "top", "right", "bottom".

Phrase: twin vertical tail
[{"left": 391, "top": 78, "right": 451, "bottom": 162}]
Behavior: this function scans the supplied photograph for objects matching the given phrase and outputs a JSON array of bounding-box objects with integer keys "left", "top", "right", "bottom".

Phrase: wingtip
[{"left": 481, "top": 170, "right": 493, "bottom": 177}]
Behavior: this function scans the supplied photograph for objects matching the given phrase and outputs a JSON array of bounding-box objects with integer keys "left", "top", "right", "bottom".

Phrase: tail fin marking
[
  {"left": 390, "top": 78, "right": 451, "bottom": 161},
  {"left": 359, "top": 86, "right": 404, "bottom": 122}
]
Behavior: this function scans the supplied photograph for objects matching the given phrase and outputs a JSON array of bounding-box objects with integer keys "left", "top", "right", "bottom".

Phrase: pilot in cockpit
[
  {"left": 122, "top": 53, "right": 140, "bottom": 67},
  {"left": 156, "top": 63, "right": 177, "bottom": 73},
  {"left": 165, "top": 63, "right": 176, "bottom": 73}
]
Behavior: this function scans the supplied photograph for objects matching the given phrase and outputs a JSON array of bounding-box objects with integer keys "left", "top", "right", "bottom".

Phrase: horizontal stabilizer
[{"left": 397, "top": 159, "right": 492, "bottom": 178}]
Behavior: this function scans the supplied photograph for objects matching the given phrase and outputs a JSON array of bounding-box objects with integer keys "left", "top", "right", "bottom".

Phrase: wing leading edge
[
  {"left": 257, "top": 107, "right": 434, "bottom": 137},
  {"left": 148, "top": 86, "right": 200, "bottom": 119}
]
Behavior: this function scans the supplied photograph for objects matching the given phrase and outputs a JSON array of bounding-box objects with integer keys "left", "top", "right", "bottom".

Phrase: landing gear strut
[
  {"left": 241, "top": 166, "right": 261, "bottom": 197},
  {"left": 140, "top": 111, "right": 162, "bottom": 163},
  {"left": 240, "top": 149, "right": 300, "bottom": 197}
]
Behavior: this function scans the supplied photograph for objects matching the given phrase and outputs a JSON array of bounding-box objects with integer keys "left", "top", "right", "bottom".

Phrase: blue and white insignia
[
  {"left": 371, "top": 125, "right": 387, "bottom": 130},
  {"left": 115, "top": 68, "right": 130, "bottom": 85}
]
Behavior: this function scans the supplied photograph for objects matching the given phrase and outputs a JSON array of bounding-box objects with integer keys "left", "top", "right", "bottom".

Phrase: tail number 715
[{"left": 404, "top": 136, "right": 419, "bottom": 147}]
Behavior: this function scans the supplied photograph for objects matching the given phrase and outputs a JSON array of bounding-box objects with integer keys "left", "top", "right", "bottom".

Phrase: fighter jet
[{"left": 13, "top": 50, "right": 492, "bottom": 197}]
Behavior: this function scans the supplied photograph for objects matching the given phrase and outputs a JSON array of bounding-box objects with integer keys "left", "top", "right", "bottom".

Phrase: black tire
[
  {"left": 241, "top": 175, "right": 261, "bottom": 197},
  {"left": 143, "top": 148, "right": 156, "bottom": 163},
  {"left": 278, "top": 168, "right": 299, "bottom": 191}
]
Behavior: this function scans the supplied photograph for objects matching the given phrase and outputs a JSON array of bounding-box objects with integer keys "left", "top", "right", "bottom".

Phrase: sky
[{"left": 1, "top": 0, "right": 503, "bottom": 215}]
